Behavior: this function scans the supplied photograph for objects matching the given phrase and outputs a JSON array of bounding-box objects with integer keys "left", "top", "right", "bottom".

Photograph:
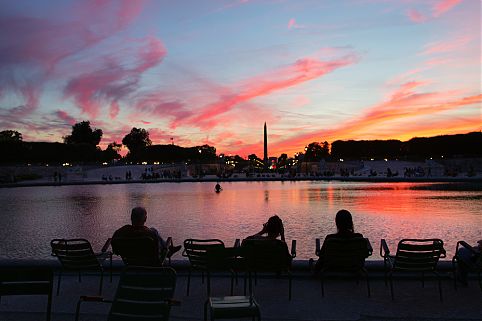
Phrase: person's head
[
  {"left": 265, "top": 215, "right": 283, "bottom": 238},
  {"left": 131, "top": 207, "right": 147, "bottom": 226},
  {"left": 335, "top": 209, "right": 354, "bottom": 233}
]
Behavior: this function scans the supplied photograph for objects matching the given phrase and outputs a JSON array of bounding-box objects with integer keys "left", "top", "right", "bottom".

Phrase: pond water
[{"left": 0, "top": 181, "right": 481, "bottom": 260}]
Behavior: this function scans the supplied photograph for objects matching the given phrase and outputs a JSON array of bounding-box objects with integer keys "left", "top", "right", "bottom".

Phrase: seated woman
[
  {"left": 314, "top": 209, "right": 363, "bottom": 272},
  {"left": 455, "top": 239, "right": 481, "bottom": 285},
  {"left": 246, "top": 215, "right": 285, "bottom": 241}
]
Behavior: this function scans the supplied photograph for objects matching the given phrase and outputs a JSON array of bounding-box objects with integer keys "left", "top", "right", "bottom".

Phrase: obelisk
[{"left": 263, "top": 122, "right": 268, "bottom": 168}]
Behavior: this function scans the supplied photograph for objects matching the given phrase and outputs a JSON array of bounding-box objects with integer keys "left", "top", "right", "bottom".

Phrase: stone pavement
[{"left": 0, "top": 266, "right": 481, "bottom": 321}]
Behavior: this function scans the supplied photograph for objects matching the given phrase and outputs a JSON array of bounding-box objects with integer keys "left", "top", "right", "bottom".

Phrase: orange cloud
[{"left": 248, "top": 82, "right": 482, "bottom": 157}]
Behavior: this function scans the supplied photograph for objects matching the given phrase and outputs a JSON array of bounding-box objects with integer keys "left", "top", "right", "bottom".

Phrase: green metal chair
[
  {"left": 314, "top": 237, "right": 372, "bottom": 297},
  {"left": 452, "top": 240, "right": 482, "bottom": 291},
  {"left": 0, "top": 267, "right": 53, "bottom": 321},
  {"left": 75, "top": 266, "right": 179, "bottom": 321},
  {"left": 381, "top": 238, "right": 446, "bottom": 301},
  {"left": 183, "top": 239, "right": 238, "bottom": 296},
  {"left": 50, "top": 238, "right": 112, "bottom": 295}
]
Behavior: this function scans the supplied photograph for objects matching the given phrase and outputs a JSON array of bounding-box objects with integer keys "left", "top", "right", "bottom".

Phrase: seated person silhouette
[
  {"left": 113, "top": 207, "right": 181, "bottom": 264},
  {"left": 247, "top": 215, "right": 286, "bottom": 241},
  {"left": 455, "top": 239, "right": 481, "bottom": 285},
  {"left": 314, "top": 209, "right": 364, "bottom": 272},
  {"left": 243, "top": 215, "right": 292, "bottom": 266}
]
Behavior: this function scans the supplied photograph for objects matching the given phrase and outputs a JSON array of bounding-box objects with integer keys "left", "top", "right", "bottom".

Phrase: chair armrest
[
  {"left": 165, "top": 237, "right": 173, "bottom": 249},
  {"left": 79, "top": 296, "right": 112, "bottom": 303},
  {"left": 101, "top": 238, "right": 112, "bottom": 253},
  {"left": 166, "top": 299, "right": 181, "bottom": 306},
  {"left": 366, "top": 238, "right": 373, "bottom": 256},
  {"left": 315, "top": 238, "right": 321, "bottom": 256},
  {"left": 380, "top": 239, "right": 390, "bottom": 258},
  {"left": 234, "top": 239, "right": 241, "bottom": 248},
  {"left": 291, "top": 240, "right": 297, "bottom": 258}
]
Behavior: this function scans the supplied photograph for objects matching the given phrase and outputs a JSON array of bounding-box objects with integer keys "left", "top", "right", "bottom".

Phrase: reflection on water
[{"left": 0, "top": 181, "right": 481, "bottom": 260}]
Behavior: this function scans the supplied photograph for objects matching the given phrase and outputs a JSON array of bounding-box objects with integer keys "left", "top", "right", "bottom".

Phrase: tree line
[{"left": 0, "top": 121, "right": 481, "bottom": 165}]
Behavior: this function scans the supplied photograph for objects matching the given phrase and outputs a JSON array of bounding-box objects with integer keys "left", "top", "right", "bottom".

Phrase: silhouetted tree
[
  {"left": 63, "top": 121, "right": 102, "bottom": 146},
  {"left": 122, "top": 128, "right": 152, "bottom": 158},
  {"left": 0, "top": 130, "right": 22, "bottom": 142},
  {"left": 278, "top": 153, "right": 288, "bottom": 167},
  {"left": 304, "top": 142, "right": 329, "bottom": 161},
  {"left": 102, "top": 142, "right": 122, "bottom": 161}
]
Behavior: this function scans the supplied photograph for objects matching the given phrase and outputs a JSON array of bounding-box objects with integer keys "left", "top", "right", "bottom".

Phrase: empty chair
[
  {"left": 111, "top": 235, "right": 173, "bottom": 266},
  {"left": 51, "top": 238, "right": 112, "bottom": 295},
  {"left": 0, "top": 267, "right": 53, "bottom": 321},
  {"left": 314, "top": 237, "right": 372, "bottom": 297},
  {"left": 381, "top": 238, "right": 446, "bottom": 301},
  {"left": 240, "top": 238, "right": 296, "bottom": 300},
  {"left": 75, "top": 266, "right": 178, "bottom": 321},
  {"left": 452, "top": 240, "right": 482, "bottom": 291},
  {"left": 183, "top": 239, "right": 238, "bottom": 296}
]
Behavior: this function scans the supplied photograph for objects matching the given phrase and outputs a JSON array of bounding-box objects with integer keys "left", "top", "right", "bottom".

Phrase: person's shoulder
[
  {"left": 113, "top": 225, "right": 133, "bottom": 236},
  {"left": 353, "top": 232, "right": 364, "bottom": 238}
]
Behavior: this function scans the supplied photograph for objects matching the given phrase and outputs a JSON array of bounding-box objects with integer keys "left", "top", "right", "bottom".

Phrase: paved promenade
[{"left": 0, "top": 261, "right": 481, "bottom": 321}]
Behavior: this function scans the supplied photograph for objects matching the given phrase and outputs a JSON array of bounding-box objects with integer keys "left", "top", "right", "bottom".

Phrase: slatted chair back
[
  {"left": 393, "top": 239, "right": 445, "bottom": 272},
  {"left": 108, "top": 266, "right": 176, "bottom": 321},
  {"left": 183, "top": 239, "right": 225, "bottom": 270},
  {"left": 323, "top": 237, "right": 371, "bottom": 270},
  {"left": 50, "top": 239, "right": 101, "bottom": 270},
  {"left": 241, "top": 239, "right": 292, "bottom": 272},
  {"left": 112, "top": 236, "right": 162, "bottom": 267},
  {"left": 0, "top": 267, "right": 53, "bottom": 321}
]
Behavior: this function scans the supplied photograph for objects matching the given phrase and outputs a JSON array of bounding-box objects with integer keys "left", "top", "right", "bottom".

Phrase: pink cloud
[
  {"left": 287, "top": 18, "right": 306, "bottom": 30},
  {"left": 0, "top": 0, "right": 146, "bottom": 115},
  {"left": 55, "top": 110, "right": 77, "bottom": 125},
  {"left": 406, "top": 9, "right": 426, "bottom": 23},
  {"left": 421, "top": 35, "right": 472, "bottom": 55},
  {"left": 433, "top": 0, "right": 462, "bottom": 17},
  {"left": 64, "top": 37, "right": 166, "bottom": 118},
  {"left": 181, "top": 54, "right": 358, "bottom": 129}
]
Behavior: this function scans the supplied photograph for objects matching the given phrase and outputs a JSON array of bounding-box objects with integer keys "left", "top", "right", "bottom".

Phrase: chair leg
[
  {"left": 389, "top": 272, "right": 394, "bottom": 301},
  {"left": 230, "top": 271, "right": 234, "bottom": 296},
  {"left": 202, "top": 271, "right": 205, "bottom": 284},
  {"left": 383, "top": 258, "right": 388, "bottom": 287},
  {"left": 452, "top": 258, "right": 457, "bottom": 290},
  {"left": 56, "top": 270, "right": 62, "bottom": 296},
  {"left": 99, "top": 269, "right": 104, "bottom": 295},
  {"left": 320, "top": 272, "right": 325, "bottom": 298},
  {"left": 207, "top": 271, "right": 211, "bottom": 296},
  {"left": 186, "top": 269, "right": 191, "bottom": 296},
  {"left": 109, "top": 254, "right": 113, "bottom": 283},
  {"left": 203, "top": 299, "right": 208, "bottom": 321},
  {"left": 435, "top": 271, "right": 442, "bottom": 302},
  {"left": 478, "top": 271, "right": 482, "bottom": 291},
  {"left": 46, "top": 291, "right": 52, "bottom": 321},
  {"left": 362, "top": 268, "right": 371, "bottom": 298},
  {"left": 75, "top": 298, "right": 83, "bottom": 321},
  {"left": 288, "top": 272, "right": 292, "bottom": 301},
  {"left": 421, "top": 272, "right": 425, "bottom": 288},
  {"left": 244, "top": 272, "right": 247, "bottom": 295}
]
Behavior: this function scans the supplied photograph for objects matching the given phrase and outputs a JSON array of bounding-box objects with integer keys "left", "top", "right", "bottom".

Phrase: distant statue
[{"left": 215, "top": 183, "right": 222, "bottom": 193}]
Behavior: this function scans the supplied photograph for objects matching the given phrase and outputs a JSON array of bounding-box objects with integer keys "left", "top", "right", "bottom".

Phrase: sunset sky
[{"left": 0, "top": 0, "right": 480, "bottom": 157}]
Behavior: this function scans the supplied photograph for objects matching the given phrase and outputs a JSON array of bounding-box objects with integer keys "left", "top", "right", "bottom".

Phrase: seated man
[{"left": 113, "top": 207, "right": 181, "bottom": 261}]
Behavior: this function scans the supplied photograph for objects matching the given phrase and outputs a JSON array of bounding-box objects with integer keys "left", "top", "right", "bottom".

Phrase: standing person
[
  {"left": 314, "top": 209, "right": 364, "bottom": 272},
  {"left": 113, "top": 207, "right": 181, "bottom": 258}
]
